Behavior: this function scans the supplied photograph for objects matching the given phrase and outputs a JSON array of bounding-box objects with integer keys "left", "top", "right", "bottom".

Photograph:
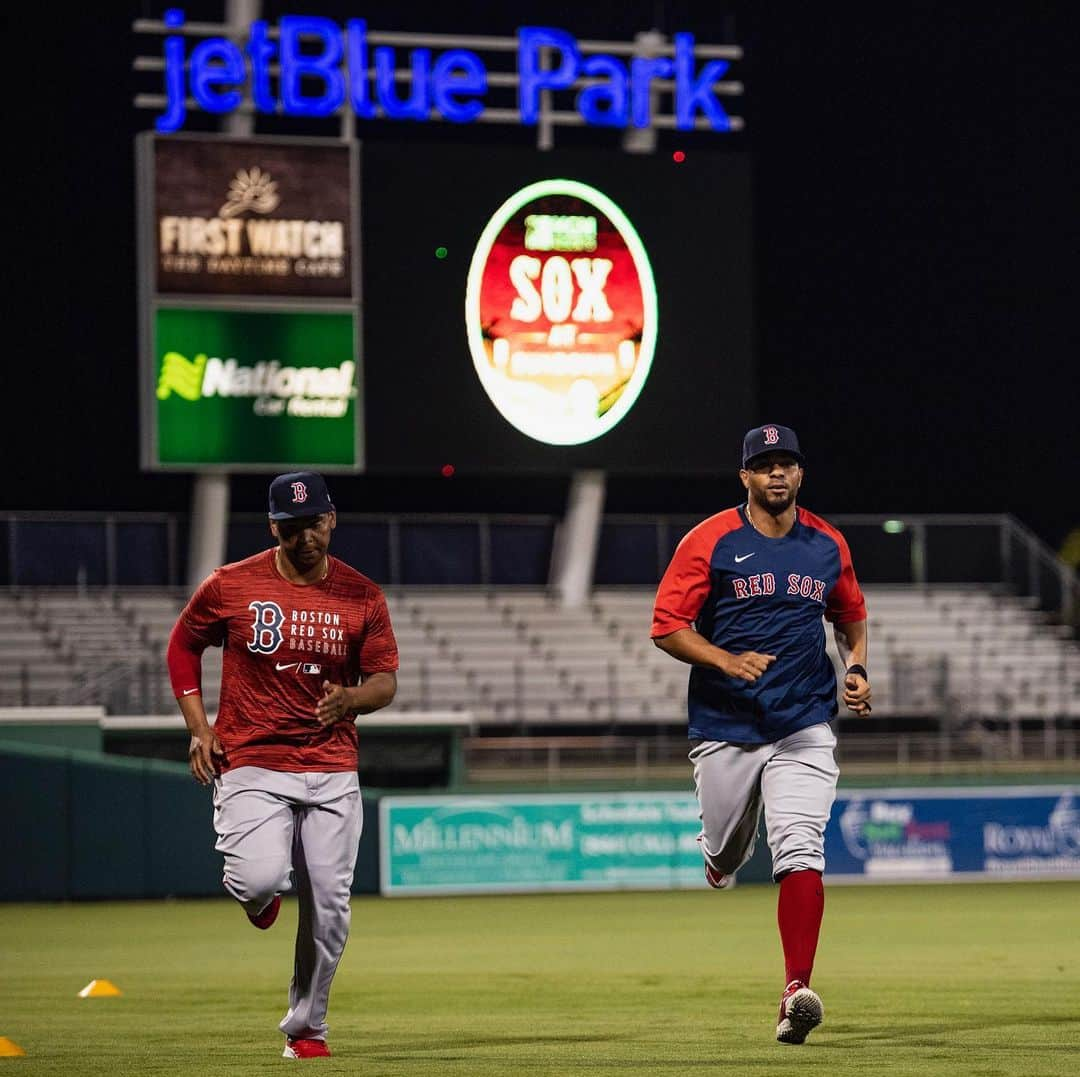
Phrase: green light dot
[
  {"left": 883, "top": 519, "right": 906, "bottom": 534},
  {"left": 435, "top": 246, "right": 448, "bottom": 259}
]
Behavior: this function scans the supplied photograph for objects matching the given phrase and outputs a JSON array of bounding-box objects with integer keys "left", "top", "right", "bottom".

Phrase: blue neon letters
[{"left": 155, "top": 11, "right": 733, "bottom": 133}]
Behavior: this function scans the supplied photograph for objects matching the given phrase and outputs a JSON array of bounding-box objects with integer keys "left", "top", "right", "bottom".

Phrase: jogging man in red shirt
[{"left": 167, "top": 471, "right": 398, "bottom": 1060}]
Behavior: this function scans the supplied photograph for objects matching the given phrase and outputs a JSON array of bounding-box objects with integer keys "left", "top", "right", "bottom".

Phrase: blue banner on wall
[{"left": 826, "top": 786, "right": 1080, "bottom": 883}]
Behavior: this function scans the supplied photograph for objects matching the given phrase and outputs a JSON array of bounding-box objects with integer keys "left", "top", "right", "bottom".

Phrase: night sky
[{"left": 10, "top": 5, "right": 1078, "bottom": 550}]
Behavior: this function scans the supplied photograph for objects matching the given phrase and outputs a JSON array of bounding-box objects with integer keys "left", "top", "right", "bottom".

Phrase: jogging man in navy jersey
[{"left": 651, "top": 424, "right": 871, "bottom": 1045}]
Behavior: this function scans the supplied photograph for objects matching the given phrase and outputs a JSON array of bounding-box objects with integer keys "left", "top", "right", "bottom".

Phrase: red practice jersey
[{"left": 170, "top": 549, "right": 399, "bottom": 772}]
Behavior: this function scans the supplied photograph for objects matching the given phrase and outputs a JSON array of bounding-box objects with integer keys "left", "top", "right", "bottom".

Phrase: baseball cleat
[
  {"left": 775, "top": 980, "right": 823, "bottom": 1044},
  {"left": 697, "top": 835, "right": 731, "bottom": 889},
  {"left": 246, "top": 894, "right": 281, "bottom": 930},
  {"left": 283, "top": 1037, "right": 331, "bottom": 1059},
  {"left": 704, "top": 861, "right": 731, "bottom": 889}
]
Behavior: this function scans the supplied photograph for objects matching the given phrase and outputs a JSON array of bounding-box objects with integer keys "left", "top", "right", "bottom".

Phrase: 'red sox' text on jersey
[
  {"left": 651, "top": 506, "right": 865, "bottom": 744},
  {"left": 171, "top": 549, "right": 398, "bottom": 772}
]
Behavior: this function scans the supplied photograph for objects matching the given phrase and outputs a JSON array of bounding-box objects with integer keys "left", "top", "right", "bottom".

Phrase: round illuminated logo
[{"left": 465, "top": 179, "right": 657, "bottom": 446}]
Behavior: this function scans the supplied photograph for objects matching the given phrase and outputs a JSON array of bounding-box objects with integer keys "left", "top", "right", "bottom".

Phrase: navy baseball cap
[
  {"left": 268, "top": 472, "right": 335, "bottom": 519},
  {"left": 741, "top": 424, "right": 805, "bottom": 468}
]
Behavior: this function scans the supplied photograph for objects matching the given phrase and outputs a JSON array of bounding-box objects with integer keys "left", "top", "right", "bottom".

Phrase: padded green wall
[{"left": 0, "top": 742, "right": 381, "bottom": 900}]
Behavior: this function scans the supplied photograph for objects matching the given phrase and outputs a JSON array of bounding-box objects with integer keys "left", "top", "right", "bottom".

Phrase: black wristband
[{"left": 846, "top": 664, "right": 868, "bottom": 680}]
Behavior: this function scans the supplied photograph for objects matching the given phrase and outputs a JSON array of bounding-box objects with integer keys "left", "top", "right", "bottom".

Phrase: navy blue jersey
[{"left": 652, "top": 505, "right": 866, "bottom": 744}]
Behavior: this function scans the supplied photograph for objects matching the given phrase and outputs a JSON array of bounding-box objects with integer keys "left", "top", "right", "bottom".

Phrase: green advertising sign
[
  {"left": 148, "top": 306, "right": 360, "bottom": 469},
  {"left": 379, "top": 793, "right": 707, "bottom": 896}
]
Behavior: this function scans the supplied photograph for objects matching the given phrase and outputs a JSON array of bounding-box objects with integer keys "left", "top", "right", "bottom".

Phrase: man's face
[
  {"left": 270, "top": 512, "right": 335, "bottom": 572},
  {"left": 739, "top": 453, "right": 803, "bottom": 514}
]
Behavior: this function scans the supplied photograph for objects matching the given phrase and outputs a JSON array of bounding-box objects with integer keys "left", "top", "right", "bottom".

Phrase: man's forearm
[
  {"left": 834, "top": 619, "right": 868, "bottom": 669},
  {"left": 653, "top": 627, "right": 730, "bottom": 670},
  {"left": 178, "top": 693, "right": 213, "bottom": 736},
  {"left": 346, "top": 672, "right": 397, "bottom": 715}
]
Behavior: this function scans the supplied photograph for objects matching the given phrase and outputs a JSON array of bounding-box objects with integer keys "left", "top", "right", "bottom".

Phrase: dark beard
[{"left": 753, "top": 487, "right": 796, "bottom": 516}]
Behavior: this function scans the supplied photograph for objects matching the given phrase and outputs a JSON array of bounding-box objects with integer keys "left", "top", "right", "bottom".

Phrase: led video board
[
  {"left": 361, "top": 143, "right": 753, "bottom": 474},
  {"left": 465, "top": 179, "right": 657, "bottom": 446}
]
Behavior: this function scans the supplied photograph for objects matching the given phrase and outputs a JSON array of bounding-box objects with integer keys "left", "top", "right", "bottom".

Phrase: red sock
[{"left": 777, "top": 869, "right": 824, "bottom": 987}]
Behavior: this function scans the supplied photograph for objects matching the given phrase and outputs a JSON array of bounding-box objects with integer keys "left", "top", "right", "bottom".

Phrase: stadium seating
[{"left": 2, "top": 587, "right": 1078, "bottom": 737}]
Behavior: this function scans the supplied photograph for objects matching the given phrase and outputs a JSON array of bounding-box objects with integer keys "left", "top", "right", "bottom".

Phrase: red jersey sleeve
[
  {"left": 166, "top": 572, "right": 227, "bottom": 699},
  {"left": 651, "top": 511, "right": 740, "bottom": 638},
  {"left": 166, "top": 620, "right": 205, "bottom": 698},
  {"left": 824, "top": 528, "right": 867, "bottom": 625},
  {"left": 180, "top": 572, "right": 229, "bottom": 646},
  {"left": 358, "top": 590, "right": 399, "bottom": 674}
]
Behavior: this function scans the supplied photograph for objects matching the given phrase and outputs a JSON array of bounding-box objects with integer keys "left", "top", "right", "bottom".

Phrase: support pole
[
  {"left": 622, "top": 31, "right": 665, "bottom": 154},
  {"left": 550, "top": 470, "right": 606, "bottom": 608},
  {"left": 185, "top": 0, "right": 260, "bottom": 591},
  {"left": 187, "top": 473, "right": 230, "bottom": 588}
]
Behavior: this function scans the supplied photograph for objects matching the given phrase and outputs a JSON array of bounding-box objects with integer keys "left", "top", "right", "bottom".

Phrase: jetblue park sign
[{"left": 154, "top": 10, "right": 738, "bottom": 134}]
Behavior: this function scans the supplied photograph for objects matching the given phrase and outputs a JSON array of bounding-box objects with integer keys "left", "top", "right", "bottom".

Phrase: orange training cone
[
  {"left": 0, "top": 1037, "right": 26, "bottom": 1057},
  {"left": 77, "top": 979, "right": 123, "bottom": 998}
]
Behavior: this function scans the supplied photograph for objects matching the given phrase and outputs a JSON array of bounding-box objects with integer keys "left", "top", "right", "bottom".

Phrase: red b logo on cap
[
  {"left": 763, "top": 426, "right": 779, "bottom": 445},
  {"left": 290, "top": 481, "right": 308, "bottom": 503}
]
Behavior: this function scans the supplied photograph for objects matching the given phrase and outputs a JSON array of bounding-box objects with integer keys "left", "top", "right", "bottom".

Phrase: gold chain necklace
[
  {"left": 745, "top": 500, "right": 764, "bottom": 535},
  {"left": 745, "top": 499, "right": 795, "bottom": 537}
]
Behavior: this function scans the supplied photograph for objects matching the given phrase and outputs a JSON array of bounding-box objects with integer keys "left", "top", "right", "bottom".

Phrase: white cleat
[{"left": 775, "top": 980, "right": 823, "bottom": 1044}]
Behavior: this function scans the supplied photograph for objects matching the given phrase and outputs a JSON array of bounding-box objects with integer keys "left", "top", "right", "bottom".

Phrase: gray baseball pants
[
  {"left": 689, "top": 722, "right": 839, "bottom": 880},
  {"left": 212, "top": 766, "right": 363, "bottom": 1041}
]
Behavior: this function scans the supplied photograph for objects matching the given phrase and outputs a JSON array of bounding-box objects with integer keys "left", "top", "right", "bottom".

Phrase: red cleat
[
  {"left": 246, "top": 895, "right": 281, "bottom": 930},
  {"left": 704, "top": 861, "right": 731, "bottom": 889},
  {"left": 697, "top": 835, "right": 731, "bottom": 889},
  {"left": 283, "top": 1037, "right": 331, "bottom": 1059}
]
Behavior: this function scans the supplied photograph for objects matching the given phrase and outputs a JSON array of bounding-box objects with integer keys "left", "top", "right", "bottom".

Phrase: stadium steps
[{"left": 1, "top": 586, "right": 1077, "bottom": 728}]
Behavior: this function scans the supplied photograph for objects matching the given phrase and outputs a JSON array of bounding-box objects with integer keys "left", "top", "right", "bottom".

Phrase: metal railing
[
  {"left": 4, "top": 510, "right": 1075, "bottom": 624},
  {"left": 461, "top": 729, "right": 1080, "bottom": 786}
]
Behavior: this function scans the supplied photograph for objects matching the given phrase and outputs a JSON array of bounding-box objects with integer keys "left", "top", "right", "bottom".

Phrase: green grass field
[{"left": 1, "top": 882, "right": 1078, "bottom": 1076}]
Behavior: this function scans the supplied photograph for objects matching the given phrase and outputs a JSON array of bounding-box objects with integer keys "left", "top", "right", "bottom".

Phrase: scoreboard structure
[
  {"left": 138, "top": 135, "right": 753, "bottom": 476},
  {"left": 361, "top": 142, "right": 754, "bottom": 474},
  {"left": 137, "top": 133, "right": 363, "bottom": 472}
]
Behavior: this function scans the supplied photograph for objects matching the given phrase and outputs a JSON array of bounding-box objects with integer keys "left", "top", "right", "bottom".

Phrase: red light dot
[
  {"left": 441, "top": 464, "right": 455, "bottom": 478},
  {"left": 673, "top": 150, "right": 686, "bottom": 163}
]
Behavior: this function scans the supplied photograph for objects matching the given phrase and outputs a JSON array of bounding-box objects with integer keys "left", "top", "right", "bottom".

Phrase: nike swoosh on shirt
[
  {"left": 734, "top": 553, "right": 755, "bottom": 563},
  {"left": 182, "top": 688, "right": 199, "bottom": 696},
  {"left": 275, "top": 662, "right": 300, "bottom": 671}
]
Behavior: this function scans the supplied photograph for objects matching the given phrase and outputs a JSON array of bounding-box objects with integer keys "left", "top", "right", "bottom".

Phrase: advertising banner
[
  {"left": 827, "top": 786, "right": 1080, "bottom": 883},
  {"left": 147, "top": 134, "right": 355, "bottom": 299},
  {"left": 380, "top": 786, "right": 1080, "bottom": 895},
  {"left": 380, "top": 792, "right": 706, "bottom": 896},
  {"left": 150, "top": 307, "right": 359, "bottom": 469}
]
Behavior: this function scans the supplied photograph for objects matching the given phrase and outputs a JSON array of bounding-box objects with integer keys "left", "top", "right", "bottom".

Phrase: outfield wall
[
  {"left": 1, "top": 740, "right": 1076, "bottom": 901},
  {"left": 0, "top": 742, "right": 380, "bottom": 901}
]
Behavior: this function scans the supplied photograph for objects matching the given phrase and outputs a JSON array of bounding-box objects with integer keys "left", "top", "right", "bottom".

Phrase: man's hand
[
  {"left": 188, "top": 729, "right": 224, "bottom": 785},
  {"left": 316, "top": 681, "right": 353, "bottom": 727},
  {"left": 843, "top": 671, "right": 873, "bottom": 716},
  {"left": 719, "top": 651, "right": 776, "bottom": 683}
]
